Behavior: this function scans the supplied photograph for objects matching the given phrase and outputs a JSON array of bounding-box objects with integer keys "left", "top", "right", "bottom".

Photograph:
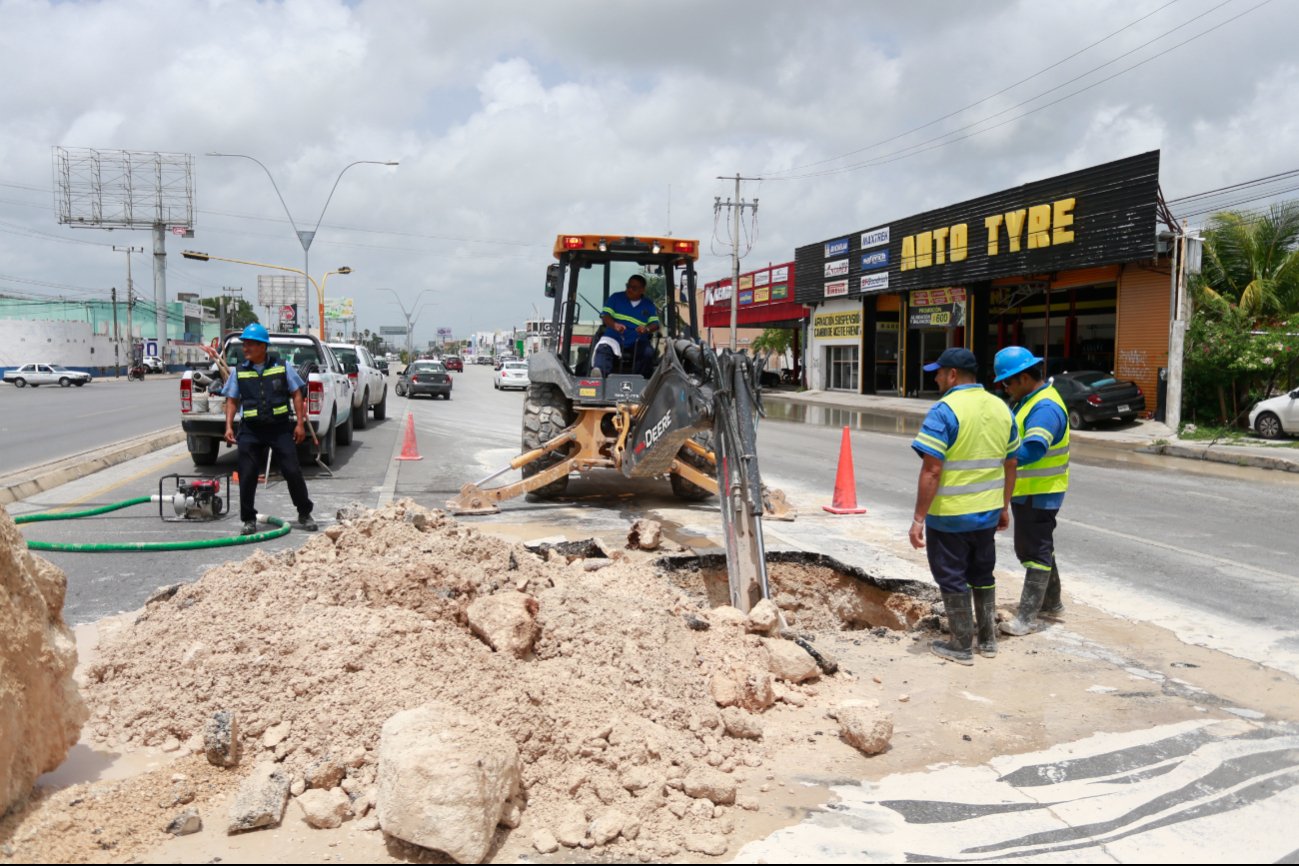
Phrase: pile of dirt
[{"left": 46, "top": 501, "right": 856, "bottom": 861}]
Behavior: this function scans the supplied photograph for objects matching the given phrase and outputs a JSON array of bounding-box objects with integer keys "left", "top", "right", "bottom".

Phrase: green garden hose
[{"left": 14, "top": 496, "right": 292, "bottom": 552}]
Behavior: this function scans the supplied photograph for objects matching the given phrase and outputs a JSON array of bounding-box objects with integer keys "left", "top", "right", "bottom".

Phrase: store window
[{"left": 826, "top": 345, "right": 859, "bottom": 391}]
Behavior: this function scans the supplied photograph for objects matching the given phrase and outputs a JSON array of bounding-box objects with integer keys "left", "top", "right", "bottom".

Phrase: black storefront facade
[{"left": 795, "top": 151, "right": 1170, "bottom": 410}]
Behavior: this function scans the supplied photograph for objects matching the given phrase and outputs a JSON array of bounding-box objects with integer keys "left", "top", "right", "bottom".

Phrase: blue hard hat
[
  {"left": 240, "top": 322, "right": 270, "bottom": 344},
  {"left": 993, "top": 346, "right": 1042, "bottom": 383}
]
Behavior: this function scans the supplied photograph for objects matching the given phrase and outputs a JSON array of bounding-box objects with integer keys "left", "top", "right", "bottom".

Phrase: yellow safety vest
[
  {"left": 1013, "top": 385, "right": 1070, "bottom": 496},
  {"left": 928, "top": 387, "right": 1014, "bottom": 517}
]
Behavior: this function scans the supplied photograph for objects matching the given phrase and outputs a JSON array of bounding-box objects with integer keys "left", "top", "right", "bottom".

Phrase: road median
[{"left": 0, "top": 428, "right": 187, "bottom": 507}]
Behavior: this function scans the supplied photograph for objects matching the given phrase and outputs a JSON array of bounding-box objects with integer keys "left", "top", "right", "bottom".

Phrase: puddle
[
  {"left": 656, "top": 550, "right": 937, "bottom": 632},
  {"left": 764, "top": 401, "right": 922, "bottom": 436}
]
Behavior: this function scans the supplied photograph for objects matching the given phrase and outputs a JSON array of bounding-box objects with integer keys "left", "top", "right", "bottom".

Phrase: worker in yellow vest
[
  {"left": 910, "top": 348, "right": 1020, "bottom": 665},
  {"left": 993, "top": 346, "right": 1070, "bottom": 636}
]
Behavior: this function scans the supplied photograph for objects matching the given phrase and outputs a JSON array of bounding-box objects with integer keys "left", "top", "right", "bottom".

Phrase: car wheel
[
  {"left": 319, "top": 417, "right": 337, "bottom": 466},
  {"left": 59, "top": 377, "right": 70, "bottom": 387},
  {"left": 13, "top": 378, "right": 25, "bottom": 388},
  {"left": 373, "top": 386, "right": 387, "bottom": 420},
  {"left": 354, "top": 389, "right": 369, "bottom": 429},
  {"left": 337, "top": 406, "right": 354, "bottom": 446},
  {"left": 74, "top": 381, "right": 85, "bottom": 387},
  {"left": 190, "top": 438, "right": 220, "bottom": 467},
  {"left": 444, "top": 392, "right": 451, "bottom": 400},
  {"left": 396, "top": 383, "right": 407, "bottom": 397},
  {"left": 1068, "top": 408, "right": 1087, "bottom": 430},
  {"left": 1255, "top": 411, "right": 1283, "bottom": 440}
]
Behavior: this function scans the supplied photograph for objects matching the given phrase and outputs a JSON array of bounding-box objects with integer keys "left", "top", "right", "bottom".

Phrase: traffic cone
[
  {"left": 231, "top": 470, "right": 239, "bottom": 485},
  {"left": 395, "top": 412, "right": 424, "bottom": 461},
  {"left": 823, "top": 426, "right": 868, "bottom": 515}
]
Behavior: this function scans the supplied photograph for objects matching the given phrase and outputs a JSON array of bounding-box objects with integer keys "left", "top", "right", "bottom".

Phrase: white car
[
  {"left": 1249, "top": 388, "right": 1299, "bottom": 439},
  {"left": 493, "top": 361, "right": 530, "bottom": 391},
  {"left": 3, "top": 363, "right": 92, "bottom": 387},
  {"left": 328, "top": 342, "right": 388, "bottom": 428},
  {"left": 141, "top": 356, "right": 166, "bottom": 373}
]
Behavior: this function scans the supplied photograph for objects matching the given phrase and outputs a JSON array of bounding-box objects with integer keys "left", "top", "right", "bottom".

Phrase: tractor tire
[
  {"left": 522, "top": 383, "right": 575, "bottom": 500},
  {"left": 670, "top": 430, "right": 717, "bottom": 501}
]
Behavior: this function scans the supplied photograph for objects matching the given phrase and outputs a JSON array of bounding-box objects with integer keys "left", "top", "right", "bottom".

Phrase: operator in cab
[
  {"left": 221, "top": 323, "right": 318, "bottom": 535},
  {"left": 592, "top": 274, "right": 659, "bottom": 377}
]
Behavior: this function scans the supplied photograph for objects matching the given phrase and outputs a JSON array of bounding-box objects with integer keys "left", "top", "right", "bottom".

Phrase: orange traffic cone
[
  {"left": 395, "top": 413, "right": 424, "bottom": 461},
  {"left": 823, "top": 426, "right": 868, "bottom": 515}
]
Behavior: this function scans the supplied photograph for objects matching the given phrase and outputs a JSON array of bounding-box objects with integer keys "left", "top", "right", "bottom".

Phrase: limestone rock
[
  {"left": 589, "top": 808, "right": 626, "bottom": 845},
  {"left": 465, "top": 592, "right": 539, "bottom": 658},
  {"left": 837, "top": 707, "right": 894, "bottom": 756},
  {"left": 532, "top": 829, "right": 560, "bottom": 854},
  {"left": 295, "top": 787, "right": 351, "bottom": 829},
  {"left": 682, "top": 767, "right": 736, "bottom": 805},
  {"left": 745, "top": 599, "right": 781, "bottom": 634},
  {"left": 762, "top": 637, "right": 820, "bottom": 683},
  {"left": 204, "top": 710, "right": 239, "bottom": 768},
  {"left": 227, "top": 761, "right": 291, "bottom": 832},
  {"left": 355, "top": 814, "right": 380, "bottom": 831},
  {"left": 377, "top": 702, "right": 520, "bottom": 864},
  {"left": 0, "top": 508, "right": 87, "bottom": 815},
  {"left": 627, "top": 518, "right": 662, "bottom": 551},
  {"left": 262, "top": 720, "right": 291, "bottom": 749},
  {"left": 685, "top": 833, "right": 729, "bottom": 856},
  {"left": 304, "top": 756, "right": 345, "bottom": 790},
  {"left": 165, "top": 809, "right": 202, "bottom": 836},
  {"left": 710, "top": 667, "right": 775, "bottom": 712},
  {"left": 721, "top": 707, "right": 763, "bottom": 740},
  {"left": 707, "top": 605, "right": 747, "bottom": 628}
]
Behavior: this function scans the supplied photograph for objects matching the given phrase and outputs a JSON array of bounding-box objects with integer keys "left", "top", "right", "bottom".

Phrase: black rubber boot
[
  {"left": 972, "top": 586, "right": 998, "bottom": 658},
  {"left": 931, "top": 592, "right": 975, "bottom": 666},
  {"left": 1000, "top": 569, "right": 1051, "bottom": 636},
  {"left": 1041, "top": 564, "right": 1064, "bottom": 617}
]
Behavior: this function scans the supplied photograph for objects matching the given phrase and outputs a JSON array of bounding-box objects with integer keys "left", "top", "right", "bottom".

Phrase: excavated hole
[{"left": 656, "top": 550, "right": 939, "bottom": 633}]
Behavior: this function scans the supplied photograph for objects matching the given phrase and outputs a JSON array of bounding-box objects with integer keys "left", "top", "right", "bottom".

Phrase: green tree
[
  {"left": 749, "top": 328, "right": 795, "bottom": 356},
  {"left": 1197, "top": 202, "right": 1299, "bottom": 317},
  {"left": 198, "top": 296, "right": 258, "bottom": 331}
]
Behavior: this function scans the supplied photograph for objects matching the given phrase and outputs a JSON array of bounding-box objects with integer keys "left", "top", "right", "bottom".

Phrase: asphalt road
[{"left": 0, "top": 373, "right": 180, "bottom": 475}]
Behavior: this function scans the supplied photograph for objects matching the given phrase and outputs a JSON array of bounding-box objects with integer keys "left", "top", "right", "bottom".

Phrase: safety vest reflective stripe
[
  {"left": 237, "top": 356, "right": 292, "bottom": 424},
  {"left": 929, "top": 388, "right": 1014, "bottom": 517},
  {"left": 243, "top": 404, "right": 289, "bottom": 418},
  {"left": 603, "top": 308, "right": 659, "bottom": 327},
  {"left": 1013, "top": 386, "right": 1071, "bottom": 497}
]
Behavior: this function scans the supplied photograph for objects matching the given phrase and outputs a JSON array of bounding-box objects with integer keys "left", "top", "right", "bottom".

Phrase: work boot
[
  {"left": 239, "top": 520, "right": 258, "bottom": 536},
  {"left": 972, "top": 586, "right": 998, "bottom": 658},
  {"left": 298, "top": 512, "right": 319, "bottom": 532},
  {"left": 1000, "top": 569, "right": 1051, "bottom": 636},
  {"left": 1041, "top": 564, "right": 1064, "bottom": 617},
  {"left": 931, "top": 592, "right": 975, "bottom": 666}
]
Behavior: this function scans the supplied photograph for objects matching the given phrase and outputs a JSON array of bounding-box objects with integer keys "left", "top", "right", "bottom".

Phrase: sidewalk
[{"left": 763, "top": 388, "right": 1299, "bottom": 474}]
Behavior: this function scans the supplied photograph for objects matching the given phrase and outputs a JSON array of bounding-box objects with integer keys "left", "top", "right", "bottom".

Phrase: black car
[
  {"left": 397, "top": 360, "right": 452, "bottom": 400},
  {"left": 1048, "top": 370, "right": 1146, "bottom": 429}
]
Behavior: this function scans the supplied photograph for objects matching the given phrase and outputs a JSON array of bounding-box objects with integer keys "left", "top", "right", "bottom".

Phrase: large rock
[
  {"left": 836, "top": 707, "right": 894, "bottom": 756},
  {"left": 204, "top": 710, "right": 240, "bottom": 767},
  {"left": 294, "top": 787, "right": 351, "bottom": 829},
  {"left": 682, "top": 767, "right": 736, "bottom": 805},
  {"left": 762, "top": 638, "right": 820, "bottom": 683},
  {"left": 465, "top": 592, "right": 538, "bottom": 658},
  {"left": 377, "top": 702, "right": 520, "bottom": 864},
  {"left": 745, "top": 599, "right": 781, "bottom": 634},
  {"left": 0, "top": 507, "right": 87, "bottom": 815},
  {"left": 709, "top": 667, "right": 775, "bottom": 712},
  {"left": 228, "top": 761, "right": 291, "bottom": 832}
]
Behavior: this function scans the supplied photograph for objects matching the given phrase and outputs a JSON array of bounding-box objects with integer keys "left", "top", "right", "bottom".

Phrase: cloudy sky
[{"left": 1, "top": 0, "right": 1295, "bottom": 348}]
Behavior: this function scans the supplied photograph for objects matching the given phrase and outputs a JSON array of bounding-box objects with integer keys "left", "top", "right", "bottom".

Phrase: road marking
[{"left": 1060, "top": 516, "right": 1293, "bottom": 582}]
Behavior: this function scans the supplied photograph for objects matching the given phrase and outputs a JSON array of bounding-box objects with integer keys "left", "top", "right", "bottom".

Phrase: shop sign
[
  {"left": 706, "top": 285, "right": 732, "bottom": 304},
  {"left": 860, "top": 249, "right": 889, "bottom": 270},
  {"left": 772, "top": 265, "right": 789, "bottom": 282},
  {"left": 908, "top": 288, "right": 968, "bottom": 328},
  {"left": 813, "top": 310, "right": 862, "bottom": 339},
  {"left": 824, "top": 259, "right": 850, "bottom": 278},
  {"left": 824, "top": 279, "right": 849, "bottom": 298},
  {"left": 754, "top": 286, "right": 770, "bottom": 303},
  {"left": 739, "top": 290, "right": 754, "bottom": 305},
  {"left": 754, "top": 270, "right": 770, "bottom": 287},
  {"left": 861, "top": 272, "right": 889, "bottom": 293},
  {"left": 860, "top": 227, "right": 889, "bottom": 249},
  {"left": 739, "top": 274, "right": 754, "bottom": 289},
  {"left": 824, "top": 237, "right": 850, "bottom": 257},
  {"left": 771, "top": 283, "right": 788, "bottom": 300}
]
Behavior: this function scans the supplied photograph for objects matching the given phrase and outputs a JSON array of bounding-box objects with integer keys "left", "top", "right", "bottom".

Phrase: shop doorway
[
  {"left": 825, "top": 344, "right": 859, "bottom": 391},
  {"left": 917, "top": 329, "right": 950, "bottom": 394}
]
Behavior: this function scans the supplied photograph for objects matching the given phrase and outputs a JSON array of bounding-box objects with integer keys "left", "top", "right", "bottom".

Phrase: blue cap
[{"left": 923, "top": 347, "right": 978, "bottom": 373}]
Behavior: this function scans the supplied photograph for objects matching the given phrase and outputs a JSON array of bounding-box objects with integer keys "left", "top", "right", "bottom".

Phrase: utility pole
[
  {"left": 714, "top": 174, "right": 760, "bottom": 350},
  {"left": 114, "top": 245, "right": 143, "bottom": 360},
  {"left": 1164, "top": 220, "right": 1201, "bottom": 435},
  {"left": 110, "top": 287, "right": 121, "bottom": 378}
]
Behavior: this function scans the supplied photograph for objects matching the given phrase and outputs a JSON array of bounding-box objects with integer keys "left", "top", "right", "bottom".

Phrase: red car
[{"left": 444, "top": 356, "right": 464, "bottom": 372}]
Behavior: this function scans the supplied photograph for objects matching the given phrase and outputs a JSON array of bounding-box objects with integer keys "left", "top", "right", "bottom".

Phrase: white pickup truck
[
  {"left": 327, "top": 342, "right": 388, "bottom": 428},
  {"left": 180, "top": 332, "right": 355, "bottom": 467}
]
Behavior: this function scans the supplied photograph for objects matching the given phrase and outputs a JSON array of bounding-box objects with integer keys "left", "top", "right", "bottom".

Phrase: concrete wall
[{"left": 0, "top": 320, "right": 211, "bottom": 374}]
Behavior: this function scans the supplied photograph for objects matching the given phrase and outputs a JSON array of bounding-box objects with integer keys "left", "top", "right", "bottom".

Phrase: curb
[
  {"left": 0, "top": 428, "right": 187, "bottom": 507},
  {"left": 1141, "top": 442, "right": 1299, "bottom": 473}
]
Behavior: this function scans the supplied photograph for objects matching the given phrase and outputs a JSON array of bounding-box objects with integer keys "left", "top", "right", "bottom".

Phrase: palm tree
[{"left": 1197, "top": 201, "right": 1299, "bottom": 318}]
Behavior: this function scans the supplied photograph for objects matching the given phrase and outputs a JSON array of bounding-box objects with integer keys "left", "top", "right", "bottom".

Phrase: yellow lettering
[
  {"left": 985, "top": 215, "right": 1003, "bottom": 256},
  {"left": 916, "top": 231, "right": 933, "bottom": 268},
  {"left": 1027, "top": 204, "right": 1052, "bottom": 249},
  {"left": 1004, "top": 209, "right": 1027, "bottom": 253},
  {"left": 901, "top": 235, "right": 915, "bottom": 271},
  {"left": 950, "top": 223, "right": 968, "bottom": 262},
  {"left": 932, "top": 226, "right": 950, "bottom": 265},
  {"left": 1053, "top": 197, "right": 1076, "bottom": 244}
]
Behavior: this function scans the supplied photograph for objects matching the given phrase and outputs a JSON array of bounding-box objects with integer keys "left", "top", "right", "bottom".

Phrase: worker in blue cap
[
  {"left": 993, "top": 346, "right": 1070, "bottom": 636},
  {"left": 909, "top": 347, "right": 1020, "bottom": 664}
]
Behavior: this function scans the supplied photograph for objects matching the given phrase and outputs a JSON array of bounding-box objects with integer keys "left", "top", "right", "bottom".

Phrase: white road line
[{"left": 1060, "top": 516, "right": 1293, "bottom": 582}]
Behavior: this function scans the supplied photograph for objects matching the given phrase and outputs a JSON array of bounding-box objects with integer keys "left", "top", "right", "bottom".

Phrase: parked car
[
  {"left": 3, "top": 363, "right": 93, "bottom": 387},
  {"left": 141, "top": 356, "right": 166, "bottom": 373},
  {"left": 375, "top": 358, "right": 389, "bottom": 374},
  {"left": 328, "top": 342, "right": 388, "bottom": 428},
  {"left": 444, "top": 356, "right": 464, "bottom": 372},
  {"left": 476, "top": 355, "right": 494, "bottom": 366},
  {"left": 493, "top": 354, "right": 517, "bottom": 371},
  {"left": 1249, "top": 388, "right": 1299, "bottom": 439},
  {"left": 397, "top": 360, "right": 452, "bottom": 399},
  {"left": 1048, "top": 370, "right": 1146, "bottom": 429},
  {"left": 493, "top": 360, "right": 530, "bottom": 391}
]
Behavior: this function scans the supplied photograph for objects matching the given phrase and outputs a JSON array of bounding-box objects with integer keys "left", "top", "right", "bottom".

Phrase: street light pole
[
  {"left": 377, "top": 288, "right": 433, "bottom": 360},
  {"left": 180, "top": 251, "right": 350, "bottom": 337},
  {"left": 206, "top": 153, "right": 397, "bottom": 334}
]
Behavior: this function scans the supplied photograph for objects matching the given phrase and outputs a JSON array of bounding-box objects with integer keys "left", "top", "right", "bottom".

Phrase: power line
[{"left": 1166, "top": 167, "right": 1299, "bottom": 204}]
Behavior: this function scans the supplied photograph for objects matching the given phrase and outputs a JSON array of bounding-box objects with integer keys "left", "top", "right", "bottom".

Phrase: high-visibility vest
[
  {"left": 929, "top": 387, "right": 1013, "bottom": 517},
  {"left": 1013, "top": 385, "right": 1070, "bottom": 496},
  {"left": 236, "top": 355, "right": 292, "bottom": 424},
  {"left": 601, "top": 293, "right": 660, "bottom": 349}
]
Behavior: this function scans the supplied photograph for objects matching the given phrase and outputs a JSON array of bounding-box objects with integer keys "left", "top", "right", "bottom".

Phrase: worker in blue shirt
[
  {"left": 220, "top": 324, "right": 318, "bottom": 535},
  {"left": 909, "top": 347, "right": 1020, "bottom": 664},
  {"left": 993, "top": 347, "right": 1070, "bottom": 636},
  {"left": 592, "top": 274, "right": 660, "bottom": 377}
]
